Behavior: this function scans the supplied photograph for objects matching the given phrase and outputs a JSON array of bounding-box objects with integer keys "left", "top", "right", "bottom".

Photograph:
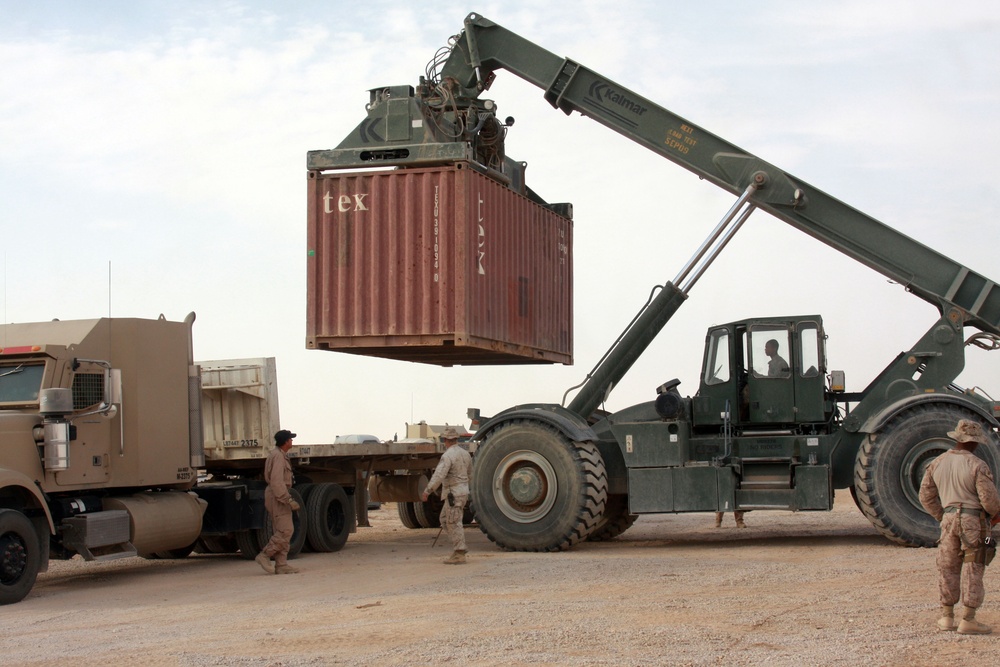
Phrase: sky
[{"left": 2, "top": 1, "right": 999, "bottom": 443}]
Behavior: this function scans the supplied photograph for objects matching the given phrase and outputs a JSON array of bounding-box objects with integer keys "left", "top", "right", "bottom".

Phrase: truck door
[{"left": 747, "top": 325, "right": 794, "bottom": 424}]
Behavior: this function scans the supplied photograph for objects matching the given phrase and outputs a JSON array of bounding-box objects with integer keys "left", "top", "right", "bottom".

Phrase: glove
[{"left": 289, "top": 499, "right": 301, "bottom": 511}]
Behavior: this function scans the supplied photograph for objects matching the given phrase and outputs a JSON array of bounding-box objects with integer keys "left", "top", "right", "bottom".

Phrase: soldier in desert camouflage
[
  {"left": 422, "top": 427, "right": 473, "bottom": 564},
  {"left": 919, "top": 419, "right": 1000, "bottom": 635}
]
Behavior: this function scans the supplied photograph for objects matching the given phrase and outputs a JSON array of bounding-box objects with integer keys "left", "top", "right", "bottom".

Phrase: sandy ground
[{"left": 2, "top": 496, "right": 999, "bottom": 666}]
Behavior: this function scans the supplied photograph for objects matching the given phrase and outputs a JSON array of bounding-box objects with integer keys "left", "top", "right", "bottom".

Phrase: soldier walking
[
  {"left": 919, "top": 419, "right": 1000, "bottom": 634},
  {"left": 421, "top": 427, "right": 472, "bottom": 564},
  {"left": 256, "top": 429, "right": 301, "bottom": 575}
]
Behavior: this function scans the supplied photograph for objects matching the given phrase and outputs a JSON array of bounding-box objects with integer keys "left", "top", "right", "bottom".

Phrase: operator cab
[{"left": 694, "top": 315, "right": 830, "bottom": 431}]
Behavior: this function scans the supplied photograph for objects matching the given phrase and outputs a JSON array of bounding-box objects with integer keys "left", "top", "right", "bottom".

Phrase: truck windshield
[{"left": 0, "top": 363, "right": 45, "bottom": 404}]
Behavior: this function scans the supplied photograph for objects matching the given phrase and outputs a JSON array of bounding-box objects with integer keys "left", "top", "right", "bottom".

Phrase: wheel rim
[
  {"left": 493, "top": 450, "right": 558, "bottom": 523},
  {"left": 899, "top": 436, "right": 951, "bottom": 509},
  {"left": 1, "top": 530, "right": 28, "bottom": 585}
]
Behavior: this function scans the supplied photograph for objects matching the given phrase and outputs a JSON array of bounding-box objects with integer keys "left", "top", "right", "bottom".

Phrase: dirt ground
[{"left": 2, "top": 496, "right": 999, "bottom": 666}]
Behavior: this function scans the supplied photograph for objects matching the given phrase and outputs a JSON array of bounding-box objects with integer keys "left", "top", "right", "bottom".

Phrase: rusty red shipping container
[{"left": 306, "top": 163, "right": 573, "bottom": 366}]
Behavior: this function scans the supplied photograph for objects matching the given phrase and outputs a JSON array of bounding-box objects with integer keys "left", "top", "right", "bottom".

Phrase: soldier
[
  {"left": 421, "top": 427, "right": 473, "bottom": 564},
  {"left": 256, "top": 429, "right": 301, "bottom": 575},
  {"left": 715, "top": 510, "right": 746, "bottom": 528},
  {"left": 919, "top": 419, "right": 1000, "bottom": 634}
]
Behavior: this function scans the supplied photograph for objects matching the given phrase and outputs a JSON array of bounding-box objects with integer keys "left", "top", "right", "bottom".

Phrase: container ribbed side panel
[{"left": 307, "top": 163, "right": 572, "bottom": 366}]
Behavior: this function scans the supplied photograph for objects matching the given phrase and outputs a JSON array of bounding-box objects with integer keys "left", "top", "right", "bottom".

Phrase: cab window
[
  {"left": 798, "top": 323, "right": 821, "bottom": 378},
  {"left": 704, "top": 329, "right": 731, "bottom": 386},
  {"left": 0, "top": 363, "right": 45, "bottom": 403},
  {"left": 750, "top": 327, "right": 791, "bottom": 378}
]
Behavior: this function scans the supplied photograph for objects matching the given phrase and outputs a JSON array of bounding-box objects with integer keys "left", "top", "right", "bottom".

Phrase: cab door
[{"left": 747, "top": 324, "right": 795, "bottom": 424}]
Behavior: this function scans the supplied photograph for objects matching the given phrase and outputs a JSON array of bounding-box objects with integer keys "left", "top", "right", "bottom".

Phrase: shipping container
[{"left": 306, "top": 162, "right": 573, "bottom": 365}]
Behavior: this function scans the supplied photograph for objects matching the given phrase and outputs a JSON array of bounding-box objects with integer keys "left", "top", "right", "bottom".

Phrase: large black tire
[
  {"left": 258, "top": 487, "right": 308, "bottom": 559},
  {"left": 414, "top": 497, "right": 443, "bottom": 528},
  {"left": 306, "top": 483, "right": 352, "bottom": 553},
  {"left": 195, "top": 535, "right": 238, "bottom": 554},
  {"left": 235, "top": 527, "right": 261, "bottom": 559},
  {"left": 295, "top": 484, "right": 317, "bottom": 553},
  {"left": 471, "top": 420, "right": 608, "bottom": 552},
  {"left": 397, "top": 502, "right": 421, "bottom": 529},
  {"left": 0, "top": 509, "right": 41, "bottom": 605},
  {"left": 587, "top": 494, "right": 638, "bottom": 542},
  {"left": 854, "top": 404, "right": 1000, "bottom": 547}
]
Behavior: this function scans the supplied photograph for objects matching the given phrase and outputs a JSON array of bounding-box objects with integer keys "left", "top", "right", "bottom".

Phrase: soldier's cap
[
  {"left": 440, "top": 427, "right": 460, "bottom": 441},
  {"left": 275, "top": 429, "right": 297, "bottom": 445},
  {"left": 947, "top": 419, "right": 989, "bottom": 445}
]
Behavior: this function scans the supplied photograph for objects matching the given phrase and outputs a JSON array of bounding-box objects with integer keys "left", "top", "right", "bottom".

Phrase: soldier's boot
[
  {"left": 275, "top": 564, "right": 300, "bottom": 574},
  {"left": 255, "top": 552, "right": 275, "bottom": 574},
  {"left": 736, "top": 518, "right": 747, "bottom": 529},
  {"left": 444, "top": 550, "right": 467, "bottom": 565},
  {"left": 957, "top": 607, "right": 992, "bottom": 635},
  {"left": 936, "top": 605, "right": 956, "bottom": 632},
  {"left": 714, "top": 513, "right": 723, "bottom": 528}
]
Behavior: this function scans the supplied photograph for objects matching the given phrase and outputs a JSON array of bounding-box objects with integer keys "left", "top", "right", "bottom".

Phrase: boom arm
[{"left": 440, "top": 13, "right": 1000, "bottom": 337}]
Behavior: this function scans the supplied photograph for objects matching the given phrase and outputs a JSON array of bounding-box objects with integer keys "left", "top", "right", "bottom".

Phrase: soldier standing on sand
[
  {"left": 256, "top": 429, "right": 301, "bottom": 575},
  {"left": 714, "top": 510, "right": 746, "bottom": 528},
  {"left": 421, "top": 427, "right": 472, "bottom": 564},
  {"left": 919, "top": 419, "right": 1000, "bottom": 634}
]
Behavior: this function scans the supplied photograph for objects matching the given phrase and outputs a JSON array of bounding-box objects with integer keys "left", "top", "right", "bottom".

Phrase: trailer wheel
[
  {"left": 587, "top": 494, "right": 637, "bottom": 542},
  {"left": 854, "top": 404, "right": 1000, "bottom": 547},
  {"left": 414, "top": 496, "right": 443, "bottom": 528},
  {"left": 306, "top": 483, "right": 352, "bottom": 553},
  {"left": 153, "top": 543, "right": 196, "bottom": 559},
  {"left": 235, "top": 527, "right": 261, "bottom": 559},
  {"left": 259, "top": 487, "right": 307, "bottom": 559},
  {"left": 471, "top": 420, "right": 607, "bottom": 552},
  {"left": 396, "top": 502, "right": 421, "bottom": 529},
  {"left": 294, "top": 484, "right": 317, "bottom": 553},
  {"left": 0, "top": 509, "right": 41, "bottom": 605}
]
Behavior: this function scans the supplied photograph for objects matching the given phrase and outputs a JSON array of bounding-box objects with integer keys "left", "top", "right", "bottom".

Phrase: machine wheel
[
  {"left": 0, "top": 509, "right": 41, "bottom": 605},
  {"left": 414, "top": 496, "right": 443, "bottom": 528},
  {"left": 259, "top": 487, "right": 308, "bottom": 559},
  {"left": 587, "top": 494, "right": 638, "bottom": 542},
  {"left": 397, "top": 502, "right": 421, "bottom": 529},
  {"left": 854, "top": 404, "right": 1000, "bottom": 547},
  {"left": 306, "top": 483, "right": 352, "bottom": 553},
  {"left": 470, "top": 420, "right": 608, "bottom": 552}
]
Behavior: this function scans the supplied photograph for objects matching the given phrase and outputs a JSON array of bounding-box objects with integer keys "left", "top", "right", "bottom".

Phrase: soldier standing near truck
[
  {"left": 919, "top": 420, "right": 1000, "bottom": 634},
  {"left": 421, "top": 428, "right": 472, "bottom": 564},
  {"left": 257, "top": 429, "right": 301, "bottom": 574}
]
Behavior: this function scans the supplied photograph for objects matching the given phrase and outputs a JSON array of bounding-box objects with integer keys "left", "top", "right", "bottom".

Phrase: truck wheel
[
  {"left": 854, "top": 404, "right": 1000, "bottom": 547},
  {"left": 414, "top": 496, "right": 443, "bottom": 528},
  {"left": 306, "top": 483, "right": 352, "bottom": 553},
  {"left": 153, "top": 543, "right": 196, "bottom": 559},
  {"left": 294, "top": 484, "right": 317, "bottom": 553},
  {"left": 587, "top": 494, "right": 637, "bottom": 542},
  {"left": 0, "top": 509, "right": 41, "bottom": 605},
  {"left": 397, "top": 502, "right": 421, "bottom": 529},
  {"left": 235, "top": 527, "right": 261, "bottom": 559},
  {"left": 471, "top": 420, "right": 608, "bottom": 552},
  {"left": 260, "top": 488, "right": 308, "bottom": 559}
]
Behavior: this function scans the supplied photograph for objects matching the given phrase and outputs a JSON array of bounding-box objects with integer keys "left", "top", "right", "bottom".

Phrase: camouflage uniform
[
  {"left": 261, "top": 435, "right": 296, "bottom": 570},
  {"left": 919, "top": 422, "right": 1000, "bottom": 633},
  {"left": 425, "top": 440, "right": 473, "bottom": 558}
]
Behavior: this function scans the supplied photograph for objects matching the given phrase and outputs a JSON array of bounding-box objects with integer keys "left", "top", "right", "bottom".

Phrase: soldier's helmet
[
  {"left": 947, "top": 419, "right": 989, "bottom": 445},
  {"left": 440, "top": 427, "right": 460, "bottom": 441}
]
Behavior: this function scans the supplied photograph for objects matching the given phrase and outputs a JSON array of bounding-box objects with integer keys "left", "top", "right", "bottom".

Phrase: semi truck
[
  {"left": 0, "top": 314, "right": 445, "bottom": 604},
  {"left": 311, "top": 13, "right": 1000, "bottom": 552}
]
